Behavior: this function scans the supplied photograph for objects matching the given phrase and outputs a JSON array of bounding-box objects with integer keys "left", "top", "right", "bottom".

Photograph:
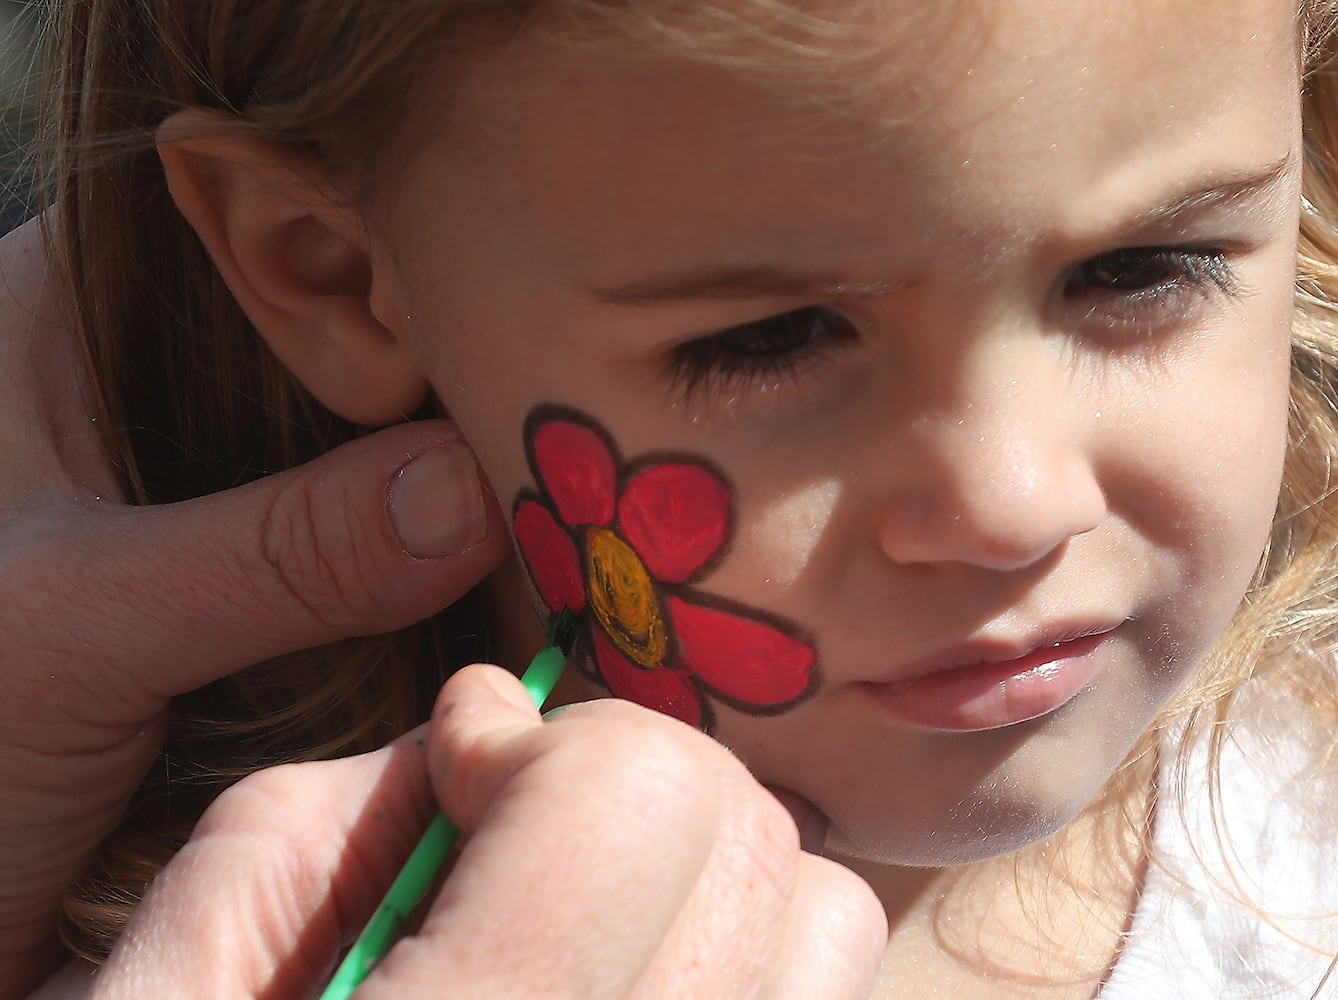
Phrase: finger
[
  {"left": 4, "top": 419, "right": 508, "bottom": 714},
  {"left": 359, "top": 667, "right": 724, "bottom": 1000},
  {"left": 768, "top": 786, "right": 831, "bottom": 856},
  {"left": 623, "top": 773, "right": 813, "bottom": 1000},
  {"left": 94, "top": 728, "right": 437, "bottom": 1000},
  {"left": 765, "top": 857, "right": 887, "bottom": 1000}
]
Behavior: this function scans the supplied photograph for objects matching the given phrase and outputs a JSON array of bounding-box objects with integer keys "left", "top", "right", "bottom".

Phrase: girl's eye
[
  {"left": 666, "top": 306, "right": 856, "bottom": 402},
  {"left": 1064, "top": 246, "right": 1239, "bottom": 328}
]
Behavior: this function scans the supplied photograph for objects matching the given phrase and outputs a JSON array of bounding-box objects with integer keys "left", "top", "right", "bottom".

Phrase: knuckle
[
  {"left": 194, "top": 763, "right": 346, "bottom": 895},
  {"left": 569, "top": 719, "right": 733, "bottom": 860},
  {"left": 257, "top": 475, "right": 385, "bottom": 630},
  {"left": 182, "top": 765, "right": 340, "bottom": 942},
  {"left": 454, "top": 696, "right": 720, "bottom": 838},
  {"left": 809, "top": 857, "right": 889, "bottom": 947},
  {"left": 574, "top": 718, "right": 713, "bottom": 807},
  {"left": 196, "top": 763, "right": 312, "bottom": 840},
  {"left": 720, "top": 776, "right": 804, "bottom": 899}
]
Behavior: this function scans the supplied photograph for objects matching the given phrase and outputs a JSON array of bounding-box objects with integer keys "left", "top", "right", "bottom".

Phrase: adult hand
[
  {"left": 0, "top": 217, "right": 510, "bottom": 998},
  {"left": 92, "top": 666, "right": 888, "bottom": 999}
]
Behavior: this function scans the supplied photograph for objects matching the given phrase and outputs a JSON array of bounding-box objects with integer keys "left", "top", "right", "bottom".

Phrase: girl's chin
[
  {"left": 817, "top": 749, "right": 1153, "bottom": 872},
  {"left": 823, "top": 802, "right": 1078, "bottom": 870}
]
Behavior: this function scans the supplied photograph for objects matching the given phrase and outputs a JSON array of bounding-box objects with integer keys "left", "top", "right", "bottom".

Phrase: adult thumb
[{"left": 9, "top": 419, "right": 510, "bottom": 709}]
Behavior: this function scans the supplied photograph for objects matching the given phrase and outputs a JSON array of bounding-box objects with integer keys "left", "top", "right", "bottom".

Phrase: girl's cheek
[
  {"left": 506, "top": 403, "right": 824, "bottom": 732},
  {"left": 730, "top": 478, "right": 846, "bottom": 590}
]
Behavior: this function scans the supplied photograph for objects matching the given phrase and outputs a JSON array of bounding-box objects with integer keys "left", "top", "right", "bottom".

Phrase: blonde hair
[{"left": 39, "top": 0, "right": 1338, "bottom": 966}]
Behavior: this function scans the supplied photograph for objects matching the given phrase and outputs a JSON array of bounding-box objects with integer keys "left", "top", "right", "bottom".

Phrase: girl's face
[{"left": 369, "top": 0, "right": 1301, "bottom": 864}]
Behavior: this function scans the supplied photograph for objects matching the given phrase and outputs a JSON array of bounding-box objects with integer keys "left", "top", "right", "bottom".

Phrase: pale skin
[
  {"left": 362, "top": 0, "right": 1294, "bottom": 870},
  {"left": 50, "top": 0, "right": 1306, "bottom": 996}
]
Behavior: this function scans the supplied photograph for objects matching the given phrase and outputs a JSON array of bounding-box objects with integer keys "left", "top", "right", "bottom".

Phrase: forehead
[
  {"left": 387, "top": 0, "right": 1300, "bottom": 277},
  {"left": 423, "top": 0, "right": 1298, "bottom": 144},
  {"left": 528, "top": 0, "right": 1296, "bottom": 101}
]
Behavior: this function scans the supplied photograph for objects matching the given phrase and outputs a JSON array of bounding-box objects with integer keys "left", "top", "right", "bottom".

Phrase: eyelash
[
  {"left": 666, "top": 246, "right": 1239, "bottom": 400},
  {"left": 667, "top": 306, "right": 855, "bottom": 403},
  {"left": 1064, "top": 245, "right": 1239, "bottom": 328}
]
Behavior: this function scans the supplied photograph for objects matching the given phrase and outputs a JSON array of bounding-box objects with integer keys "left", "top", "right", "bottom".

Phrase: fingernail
[
  {"left": 769, "top": 787, "right": 830, "bottom": 855},
  {"left": 388, "top": 441, "right": 489, "bottom": 558}
]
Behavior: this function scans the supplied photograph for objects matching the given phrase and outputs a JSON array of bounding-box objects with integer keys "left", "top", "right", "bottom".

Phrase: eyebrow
[
  {"left": 584, "top": 154, "right": 1297, "bottom": 308},
  {"left": 1124, "top": 153, "right": 1295, "bottom": 229},
  {"left": 587, "top": 266, "right": 895, "bottom": 306}
]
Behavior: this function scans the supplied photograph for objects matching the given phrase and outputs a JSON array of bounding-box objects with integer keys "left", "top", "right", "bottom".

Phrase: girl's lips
[{"left": 855, "top": 629, "right": 1115, "bottom": 732}]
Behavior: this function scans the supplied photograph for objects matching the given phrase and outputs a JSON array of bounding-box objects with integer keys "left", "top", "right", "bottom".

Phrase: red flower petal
[
  {"left": 618, "top": 463, "right": 730, "bottom": 584},
  {"left": 513, "top": 499, "right": 586, "bottom": 615},
  {"left": 534, "top": 420, "right": 617, "bottom": 528},
  {"left": 668, "top": 596, "right": 815, "bottom": 708},
  {"left": 593, "top": 626, "right": 703, "bottom": 728}
]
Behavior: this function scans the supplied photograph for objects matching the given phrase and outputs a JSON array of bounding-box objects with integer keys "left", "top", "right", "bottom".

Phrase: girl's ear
[{"left": 156, "top": 109, "right": 428, "bottom": 426}]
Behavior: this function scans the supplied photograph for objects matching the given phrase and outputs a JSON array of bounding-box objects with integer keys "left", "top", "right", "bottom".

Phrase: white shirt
[{"left": 1102, "top": 711, "right": 1338, "bottom": 999}]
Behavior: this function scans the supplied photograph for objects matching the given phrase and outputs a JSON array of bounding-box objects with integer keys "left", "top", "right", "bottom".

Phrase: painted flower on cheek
[{"left": 512, "top": 405, "right": 819, "bottom": 733}]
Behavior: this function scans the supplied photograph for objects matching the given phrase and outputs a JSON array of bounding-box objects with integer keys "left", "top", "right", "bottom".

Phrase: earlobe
[{"left": 156, "top": 110, "right": 429, "bottom": 425}]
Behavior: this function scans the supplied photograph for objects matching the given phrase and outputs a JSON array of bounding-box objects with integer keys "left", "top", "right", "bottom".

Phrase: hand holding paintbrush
[{"left": 87, "top": 663, "right": 883, "bottom": 999}]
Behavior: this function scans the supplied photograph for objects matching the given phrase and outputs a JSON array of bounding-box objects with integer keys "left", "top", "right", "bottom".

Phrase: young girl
[{"left": 24, "top": 0, "right": 1338, "bottom": 995}]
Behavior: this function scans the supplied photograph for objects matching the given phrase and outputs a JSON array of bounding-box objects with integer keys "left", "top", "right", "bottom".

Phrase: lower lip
[{"left": 857, "top": 632, "right": 1111, "bottom": 732}]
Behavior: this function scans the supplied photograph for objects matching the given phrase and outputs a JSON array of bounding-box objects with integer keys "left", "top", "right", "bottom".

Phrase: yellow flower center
[{"left": 586, "top": 527, "right": 667, "bottom": 669}]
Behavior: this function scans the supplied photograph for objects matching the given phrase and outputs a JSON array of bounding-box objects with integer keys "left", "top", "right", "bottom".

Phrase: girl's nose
[{"left": 873, "top": 395, "right": 1106, "bottom": 572}]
